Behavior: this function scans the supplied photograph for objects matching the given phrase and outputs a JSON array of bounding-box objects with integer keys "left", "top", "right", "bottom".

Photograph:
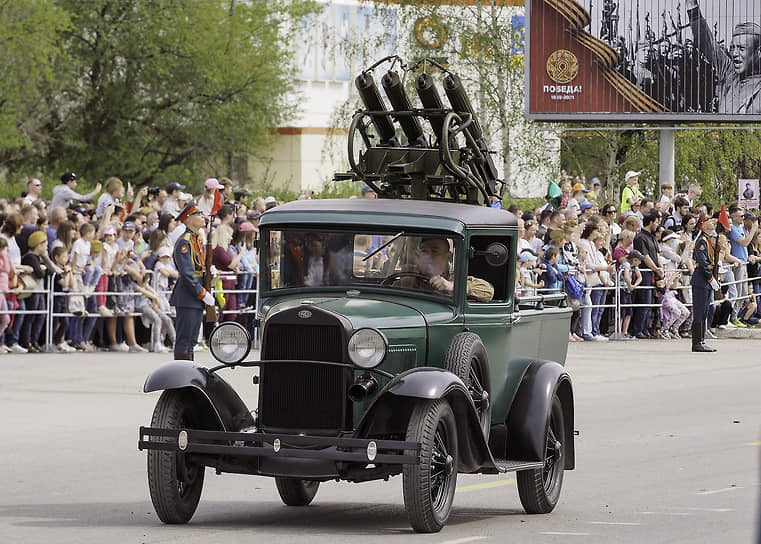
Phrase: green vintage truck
[{"left": 139, "top": 57, "right": 574, "bottom": 533}]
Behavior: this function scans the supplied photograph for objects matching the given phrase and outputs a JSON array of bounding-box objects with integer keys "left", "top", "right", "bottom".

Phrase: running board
[{"left": 493, "top": 459, "right": 543, "bottom": 473}]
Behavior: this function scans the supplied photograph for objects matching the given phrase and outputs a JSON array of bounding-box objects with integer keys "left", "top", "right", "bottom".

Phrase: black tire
[
  {"left": 274, "top": 478, "right": 320, "bottom": 506},
  {"left": 444, "top": 333, "right": 491, "bottom": 440},
  {"left": 147, "top": 390, "right": 205, "bottom": 524},
  {"left": 516, "top": 394, "right": 565, "bottom": 514},
  {"left": 403, "top": 399, "right": 458, "bottom": 533}
]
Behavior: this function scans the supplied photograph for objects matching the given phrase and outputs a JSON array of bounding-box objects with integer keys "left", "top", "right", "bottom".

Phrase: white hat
[
  {"left": 624, "top": 170, "right": 641, "bottom": 182},
  {"left": 178, "top": 191, "right": 193, "bottom": 201},
  {"left": 264, "top": 196, "right": 276, "bottom": 204}
]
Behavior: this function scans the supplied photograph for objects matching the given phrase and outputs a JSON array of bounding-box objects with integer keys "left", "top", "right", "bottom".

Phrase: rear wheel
[
  {"left": 517, "top": 394, "right": 565, "bottom": 514},
  {"left": 444, "top": 333, "right": 491, "bottom": 440},
  {"left": 275, "top": 478, "right": 320, "bottom": 506},
  {"left": 403, "top": 399, "right": 458, "bottom": 533},
  {"left": 147, "top": 390, "right": 205, "bottom": 524}
]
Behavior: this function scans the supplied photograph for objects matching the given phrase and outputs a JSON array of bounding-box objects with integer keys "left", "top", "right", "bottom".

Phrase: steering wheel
[{"left": 381, "top": 271, "right": 431, "bottom": 286}]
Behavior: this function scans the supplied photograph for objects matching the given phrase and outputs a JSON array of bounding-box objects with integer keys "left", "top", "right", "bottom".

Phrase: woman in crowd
[{"left": 211, "top": 223, "right": 243, "bottom": 322}]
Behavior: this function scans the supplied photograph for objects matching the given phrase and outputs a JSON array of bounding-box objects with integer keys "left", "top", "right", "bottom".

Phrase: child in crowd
[
  {"left": 51, "top": 246, "right": 75, "bottom": 352},
  {"left": 518, "top": 250, "right": 544, "bottom": 297},
  {"left": 0, "top": 237, "right": 14, "bottom": 352},
  {"left": 136, "top": 272, "right": 175, "bottom": 353},
  {"left": 620, "top": 249, "right": 644, "bottom": 339},
  {"left": 20, "top": 231, "right": 51, "bottom": 352},
  {"left": 236, "top": 222, "right": 258, "bottom": 307},
  {"left": 657, "top": 271, "right": 691, "bottom": 338},
  {"left": 539, "top": 248, "right": 563, "bottom": 294},
  {"left": 90, "top": 240, "right": 113, "bottom": 316},
  {"left": 153, "top": 246, "right": 178, "bottom": 314},
  {"left": 102, "top": 225, "right": 119, "bottom": 312}
]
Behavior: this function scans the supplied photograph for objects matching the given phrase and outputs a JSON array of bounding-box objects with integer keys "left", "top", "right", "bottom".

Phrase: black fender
[
  {"left": 506, "top": 359, "right": 575, "bottom": 469},
  {"left": 144, "top": 360, "right": 254, "bottom": 432},
  {"left": 356, "top": 367, "right": 490, "bottom": 473}
]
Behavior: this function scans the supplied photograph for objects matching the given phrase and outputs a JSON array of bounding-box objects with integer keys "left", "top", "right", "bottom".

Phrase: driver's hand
[{"left": 429, "top": 275, "right": 453, "bottom": 294}]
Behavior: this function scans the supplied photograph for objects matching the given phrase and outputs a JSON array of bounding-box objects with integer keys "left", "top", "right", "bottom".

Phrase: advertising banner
[
  {"left": 738, "top": 179, "right": 759, "bottom": 210},
  {"left": 526, "top": 0, "right": 761, "bottom": 121}
]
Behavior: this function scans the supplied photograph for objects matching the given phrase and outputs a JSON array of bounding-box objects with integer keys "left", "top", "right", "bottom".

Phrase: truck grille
[{"left": 260, "top": 323, "right": 347, "bottom": 430}]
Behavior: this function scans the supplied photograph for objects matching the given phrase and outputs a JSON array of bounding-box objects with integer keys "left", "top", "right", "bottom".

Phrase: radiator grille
[{"left": 261, "top": 323, "right": 346, "bottom": 429}]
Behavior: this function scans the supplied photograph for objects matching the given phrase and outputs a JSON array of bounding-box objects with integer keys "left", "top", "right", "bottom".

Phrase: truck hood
[{"left": 263, "top": 295, "right": 456, "bottom": 330}]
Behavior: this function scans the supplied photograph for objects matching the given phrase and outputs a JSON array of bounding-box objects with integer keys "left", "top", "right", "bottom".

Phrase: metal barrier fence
[
  {"left": 526, "top": 262, "right": 761, "bottom": 339},
  {"left": 1, "top": 271, "right": 259, "bottom": 352}
]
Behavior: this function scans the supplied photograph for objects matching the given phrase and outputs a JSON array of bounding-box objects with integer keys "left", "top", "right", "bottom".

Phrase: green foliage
[
  {"left": 0, "top": 0, "right": 319, "bottom": 191},
  {"left": 316, "top": 179, "right": 363, "bottom": 199}
]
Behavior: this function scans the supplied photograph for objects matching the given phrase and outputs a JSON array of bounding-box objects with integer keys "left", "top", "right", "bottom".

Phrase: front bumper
[{"left": 138, "top": 426, "right": 421, "bottom": 465}]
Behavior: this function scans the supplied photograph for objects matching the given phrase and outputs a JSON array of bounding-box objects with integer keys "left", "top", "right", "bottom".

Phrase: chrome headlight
[
  {"left": 209, "top": 322, "right": 251, "bottom": 364},
  {"left": 348, "top": 328, "right": 387, "bottom": 369}
]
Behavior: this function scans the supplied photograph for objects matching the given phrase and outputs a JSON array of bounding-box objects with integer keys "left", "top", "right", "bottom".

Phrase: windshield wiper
[{"left": 362, "top": 231, "right": 405, "bottom": 262}]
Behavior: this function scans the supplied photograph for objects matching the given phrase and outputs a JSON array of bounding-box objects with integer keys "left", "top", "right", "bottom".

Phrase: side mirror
[{"left": 470, "top": 242, "right": 509, "bottom": 267}]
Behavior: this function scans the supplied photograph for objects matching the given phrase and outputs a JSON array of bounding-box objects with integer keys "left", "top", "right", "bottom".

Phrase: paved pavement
[{"left": 0, "top": 338, "right": 759, "bottom": 543}]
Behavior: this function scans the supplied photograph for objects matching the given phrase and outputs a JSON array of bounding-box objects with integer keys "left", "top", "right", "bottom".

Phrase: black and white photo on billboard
[{"left": 584, "top": 0, "right": 761, "bottom": 114}]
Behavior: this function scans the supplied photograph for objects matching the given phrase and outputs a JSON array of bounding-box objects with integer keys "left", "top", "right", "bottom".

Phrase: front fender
[
  {"left": 144, "top": 360, "right": 254, "bottom": 432},
  {"left": 356, "top": 367, "right": 490, "bottom": 473},
  {"left": 506, "top": 360, "right": 575, "bottom": 469}
]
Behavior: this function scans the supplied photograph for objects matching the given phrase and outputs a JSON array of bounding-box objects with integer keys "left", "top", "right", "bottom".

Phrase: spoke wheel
[
  {"left": 274, "top": 478, "right": 320, "bottom": 506},
  {"left": 403, "top": 399, "right": 458, "bottom": 533},
  {"left": 444, "top": 333, "right": 491, "bottom": 440},
  {"left": 147, "top": 390, "right": 205, "bottom": 524},
  {"left": 517, "top": 394, "right": 565, "bottom": 514}
]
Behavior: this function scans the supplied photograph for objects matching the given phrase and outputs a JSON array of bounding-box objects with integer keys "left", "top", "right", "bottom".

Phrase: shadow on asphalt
[{"left": 0, "top": 500, "right": 526, "bottom": 534}]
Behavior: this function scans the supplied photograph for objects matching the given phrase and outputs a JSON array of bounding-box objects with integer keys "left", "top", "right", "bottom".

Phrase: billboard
[{"left": 526, "top": 0, "right": 761, "bottom": 121}]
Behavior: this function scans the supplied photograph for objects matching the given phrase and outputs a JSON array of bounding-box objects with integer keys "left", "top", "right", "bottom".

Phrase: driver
[{"left": 398, "top": 237, "right": 494, "bottom": 302}]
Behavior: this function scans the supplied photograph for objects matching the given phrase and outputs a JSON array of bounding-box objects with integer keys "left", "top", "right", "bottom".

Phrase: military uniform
[
  {"left": 690, "top": 230, "right": 717, "bottom": 352},
  {"left": 170, "top": 206, "right": 209, "bottom": 360}
]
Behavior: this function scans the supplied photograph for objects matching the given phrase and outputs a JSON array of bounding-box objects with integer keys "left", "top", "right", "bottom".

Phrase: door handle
[{"left": 506, "top": 314, "right": 522, "bottom": 326}]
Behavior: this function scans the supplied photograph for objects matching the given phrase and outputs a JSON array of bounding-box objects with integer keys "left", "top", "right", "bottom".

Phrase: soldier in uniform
[
  {"left": 170, "top": 200, "right": 215, "bottom": 360},
  {"left": 690, "top": 213, "right": 719, "bottom": 352}
]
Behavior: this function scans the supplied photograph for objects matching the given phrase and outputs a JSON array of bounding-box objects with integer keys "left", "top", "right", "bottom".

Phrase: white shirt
[
  {"left": 0, "top": 234, "right": 21, "bottom": 266},
  {"left": 70, "top": 238, "right": 91, "bottom": 271}
]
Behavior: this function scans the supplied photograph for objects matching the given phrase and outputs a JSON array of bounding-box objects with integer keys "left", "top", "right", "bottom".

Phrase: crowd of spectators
[
  {"left": 514, "top": 171, "right": 761, "bottom": 341},
  {"left": 0, "top": 173, "right": 264, "bottom": 354}
]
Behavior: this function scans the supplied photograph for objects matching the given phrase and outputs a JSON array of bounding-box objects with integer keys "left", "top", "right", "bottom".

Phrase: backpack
[{"left": 564, "top": 272, "right": 584, "bottom": 299}]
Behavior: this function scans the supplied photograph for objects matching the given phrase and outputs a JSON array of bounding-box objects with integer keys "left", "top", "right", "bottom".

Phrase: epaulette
[{"left": 183, "top": 232, "right": 193, "bottom": 241}]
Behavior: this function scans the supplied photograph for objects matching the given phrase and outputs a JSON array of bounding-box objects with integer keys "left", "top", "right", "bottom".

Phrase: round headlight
[
  {"left": 209, "top": 322, "right": 251, "bottom": 364},
  {"left": 348, "top": 328, "right": 387, "bottom": 369}
]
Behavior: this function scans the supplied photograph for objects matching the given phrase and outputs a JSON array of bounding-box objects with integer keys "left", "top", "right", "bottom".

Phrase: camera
[{"left": 147, "top": 187, "right": 160, "bottom": 197}]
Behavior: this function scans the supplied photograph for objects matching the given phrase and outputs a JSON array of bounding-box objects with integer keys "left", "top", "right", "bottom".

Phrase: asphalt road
[{"left": 1, "top": 338, "right": 759, "bottom": 544}]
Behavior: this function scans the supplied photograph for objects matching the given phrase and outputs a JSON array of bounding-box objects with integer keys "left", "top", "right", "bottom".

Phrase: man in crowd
[
  {"left": 727, "top": 205, "right": 758, "bottom": 326},
  {"left": 50, "top": 172, "right": 101, "bottom": 210},
  {"left": 24, "top": 179, "right": 43, "bottom": 205},
  {"left": 162, "top": 182, "right": 186, "bottom": 216},
  {"left": 687, "top": 0, "right": 761, "bottom": 114},
  {"left": 620, "top": 171, "right": 643, "bottom": 214},
  {"left": 663, "top": 196, "right": 690, "bottom": 230},
  {"left": 631, "top": 211, "right": 664, "bottom": 339}
]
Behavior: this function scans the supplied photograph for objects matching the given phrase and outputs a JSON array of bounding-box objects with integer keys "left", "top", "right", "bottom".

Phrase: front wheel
[
  {"left": 147, "top": 390, "right": 205, "bottom": 524},
  {"left": 516, "top": 394, "right": 565, "bottom": 514},
  {"left": 403, "top": 399, "right": 458, "bottom": 533},
  {"left": 275, "top": 478, "right": 320, "bottom": 506}
]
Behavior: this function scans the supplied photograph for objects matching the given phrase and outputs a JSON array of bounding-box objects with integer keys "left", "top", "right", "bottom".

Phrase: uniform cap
[{"left": 176, "top": 200, "right": 202, "bottom": 223}]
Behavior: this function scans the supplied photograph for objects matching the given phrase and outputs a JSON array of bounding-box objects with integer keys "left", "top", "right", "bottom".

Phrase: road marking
[
  {"left": 696, "top": 486, "right": 744, "bottom": 496},
  {"left": 440, "top": 538, "right": 487, "bottom": 544},
  {"left": 745, "top": 441, "right": 761, "bottom": 446},
  {"left": 672, "top": 507, "right": 734, "bottom": 512},
  {"left": 539, "top": 532, "right": 592, "bottom": 536},
  {"left": 588, "top": 521, "right": 642, "bottom": 526},
  {"left": 456, "top": 478, "right": 515, "bottom": 492},
  {"left": 639, "top": 511, "right": 694, "bottom": 516}
]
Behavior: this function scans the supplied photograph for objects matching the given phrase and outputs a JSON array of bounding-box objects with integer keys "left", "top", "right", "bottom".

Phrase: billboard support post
[{"left": 659, "top": 127, "right": 675, "bottom": 191}]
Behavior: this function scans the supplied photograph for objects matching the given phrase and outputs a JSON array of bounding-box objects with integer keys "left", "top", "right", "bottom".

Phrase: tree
[
  {"left": 0, "top": 0, "right": 69, "bottom": 175},
  {"left": 38, "top": 0, "right": 318, "bottom": 190}
]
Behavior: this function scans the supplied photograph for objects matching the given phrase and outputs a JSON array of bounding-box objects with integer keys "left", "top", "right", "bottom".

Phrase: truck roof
[{"left": 259, "top": 198, "right": 518, "bottom": 230}]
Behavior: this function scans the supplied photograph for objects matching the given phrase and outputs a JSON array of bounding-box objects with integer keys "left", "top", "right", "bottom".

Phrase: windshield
[{"left": 265, "top": 228, "right": 457, "bottom": 299}]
